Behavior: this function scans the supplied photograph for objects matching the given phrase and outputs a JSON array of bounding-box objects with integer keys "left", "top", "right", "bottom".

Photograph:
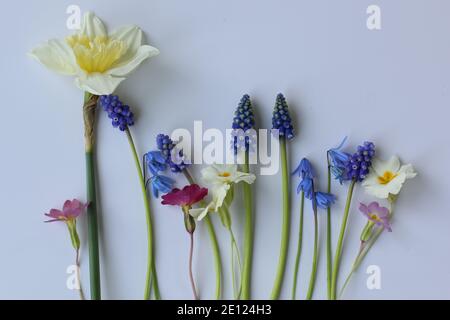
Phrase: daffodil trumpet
[{"left": 182, "top": 168, "right": 223, "bottom": 300}]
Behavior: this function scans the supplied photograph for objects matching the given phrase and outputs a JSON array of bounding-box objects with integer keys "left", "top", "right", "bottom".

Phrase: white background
[{"left": 1, "top": 0, "right": 449, "bottom": 300}]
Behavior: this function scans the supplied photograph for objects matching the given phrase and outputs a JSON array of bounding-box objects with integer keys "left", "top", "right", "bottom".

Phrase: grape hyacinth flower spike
[
  {"left": 231, "top": 94, "right": 257, "bottom": 299},
  {"left": 155, "top": 133, "right": 223, "bottom": 300},
  {"left": 271, "top": 93, "right": 295, "bottom": 300},
  {"left": 330, "top": 141, "right": 375, "bottom": 300},
  {"left": 100, "top": 95, "right": 160, "bottom": 300}
]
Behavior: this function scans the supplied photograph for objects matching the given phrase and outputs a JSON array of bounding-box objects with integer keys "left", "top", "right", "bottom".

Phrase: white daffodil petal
[
  {"left": 372, "top": 156, "right": 400, "bottom": 176},
  {"left": 110, "top": 25, "right": 144, "bottom": 64},
  {"left": 202, "top": 166, "right": 221, "bottom": 184},
  {"left": 29, "top": 39, "right": 77, "bottom": 75},
  {"left": 399, "top": 164, "right": 417, "bottom": 179},
  {"left": 212, "top": 184, "right": 230, "bottom": 210},
  {"left": 109, "top": 45, "right": 159, "bottom": 77},
  {"left": 75, "top": 73, "right": 125, "bottom": 95},
  {"left": 365, "top": 185, "right": 390, "bottom": 199},
  {"left": 361, "top": 171, "right": 378, "bottom": 187},
  {"left": 80, "top": 12, "right": 106, "bottom": 38},
  {"left": 385, "top": 173, "right": 407, "bottom": 196}
]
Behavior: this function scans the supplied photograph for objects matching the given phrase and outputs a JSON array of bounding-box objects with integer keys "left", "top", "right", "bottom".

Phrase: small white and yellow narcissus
[
  {"left": 189, "top": 164, "right": 256, "bottom": 221},
  {"left": 29, "top": 12, "right": 159, "bottom": 95},
  {"left": 362, "top": 156, "right": 417, "bottom": 199}
]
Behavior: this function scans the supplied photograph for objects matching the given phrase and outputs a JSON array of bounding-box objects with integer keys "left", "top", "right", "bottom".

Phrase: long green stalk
[
  {"left": 330, "top": 179, "right": 356, "bottom": 300},
  {"left": 125, "top": 128, "right": 160, "bottom": 300},
  {"left": 291, "top": 192, "right": 305, "bottom": 299},
  {"left": 183, "top": 169, "right": 222, "bottom": 299},
  {"left": 271, "top": 138, "right": 290, "bottom": 299},
  {"left": 306, "top": 207, "right": 319, "bottom": 300},
  {"left": 241, "top": 150, "right": 254, "bottom": 300},
  {"left": 326, "top": 159, "right": 332, "bottom": 299},
  {"left": 83, "top": 92, "right": 101, "bottom": 300},
  {"left": 339, "top": 199, "right": 396, "bottom": 298}
]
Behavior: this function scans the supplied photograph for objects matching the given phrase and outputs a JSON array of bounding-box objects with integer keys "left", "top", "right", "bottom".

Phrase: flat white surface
[{"left": 0, "top": 0, "right": 449, "bottom": 299}]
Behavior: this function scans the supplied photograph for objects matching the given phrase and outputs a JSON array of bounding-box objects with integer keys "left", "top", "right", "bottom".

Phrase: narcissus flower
[
  {"left": 359, "top": 202, "right": 392, "bottom": 231},
  {"left": 30, "top": 12, "right": 159, "bottom": 95},
  {"left": 362, "top": 156, "right": 417, "bottom": 199}
]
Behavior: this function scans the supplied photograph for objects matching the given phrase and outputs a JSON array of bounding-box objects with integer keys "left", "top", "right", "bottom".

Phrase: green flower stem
[
  {"left": 83, "top": 91, "right": 101, "bottom": 300},
  {"left": 326, "top": 159, "right": 332, "bottom": 300},
  {"left": 291, "top": 191, "right": 305, "bottom": 300},
  {"left": 271, "top": 138, "right": 290, "bottom": 300},
  {"left": 330, "top": 179, "right": 356, "bottom": 300},
  {"left": 125, "top": 128, "right": 160, "bottom": 300},
  {"left": 188, "top": 232, "right": 199, "bottom": 300},
  {"left": 241, "top": 150, "right": 254, "bottom": 300},
  {"left": 75, "top": 248, "right": 85, "bottom": 300},
  {"left": 306, "top": 207, "right": 319, "bottom": 300},
  {"left": 183, "top": 169, "right": 222, "bottom": 300},
  {"left": 339, "top": 199, "right": 396, "bottom": 298}
]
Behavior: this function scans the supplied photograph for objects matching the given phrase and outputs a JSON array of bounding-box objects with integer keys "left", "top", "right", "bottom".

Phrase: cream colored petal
[
  {"left": 201, "top": 166, "right": 221, "bottom": 184},
  {"left": 364, "top": 184, "right": 390, "bottom": 199},
  {"left": 211, "top": 184, "right": 230, "bottom": 210},
  {"left": 372, "top": 156, "right": 400, "bottom": 176},
  {"left": 398, "top": 164, "right": 417, "bottom": 179},
  {"left": 75, "top": 73, "right": 125, "bottom": 95},
  {"left": 232, "top": 172, "right": 256, "bottom": 185},
  {"left": 362, "top": 171, "right": 379, "bottom": 187},
  {"left": 109, "top": 45, "right": 159, "bottom": 77},
  {"left": 189, "top": 207, "right": 210, "bottom": 221},
  {"left": 29, "top": 39, "right": 77, "bottom": 75},
  {"left": 110, "top": 25, "right": 143, "bottom": 65},
  {"left": 80, "top": 12, "right": 106, "bottom": 38},
  {"left": 384, "top": 173, "right": 407, "bottom": 196}
]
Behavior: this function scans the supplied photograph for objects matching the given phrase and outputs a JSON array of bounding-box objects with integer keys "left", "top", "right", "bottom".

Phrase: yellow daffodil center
[
  {"left": 219, "top": 172, "right": 231, "bottom": 178},
  {"left": 377, "top": 171, "right": 398, "bottom": 185},
  {"left": 66, "top": 35, "right": 125, "bottom": 73}
]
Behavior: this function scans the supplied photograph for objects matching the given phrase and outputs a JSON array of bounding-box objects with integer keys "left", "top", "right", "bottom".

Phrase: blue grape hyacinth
[
  {"left": 156, "top": 134, "right": 189, "bottom": 173},
  {"left": 231, "top": 94, "right": 256, "bottom": 154},
  {"left": 345, "top": 141, "right": 375, "bottom": 182},
  {"left": 99, "top": 95, "right": 135, "bottom": 131},
  {"left": 272, "top": 93, "right": 294, "bottom": 140}
]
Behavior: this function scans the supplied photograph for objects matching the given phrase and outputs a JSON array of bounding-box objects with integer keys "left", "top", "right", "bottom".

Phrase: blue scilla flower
[
  {"left": 156, "top": 134, "right": 190, "bottom": 173},
  {"left": 231, "top": 94, "right": 256, "bottom": 154},
  {"left": 99, "top": 95, "right": 135, "bottom": 131},
  {"left": 345, "top": 141, "right": 376, "bottom": 182},
  {"left": 315, "top": 192, "right": 336, "bottom": 209},
  {"left": 272, "top": 93, "right": 294, "bottom": 140},
  {"left": 144, "top": 151, "right": 167, "bottom": 175},
  {"left": 147, "top": 174, "right": 175, "bottom": 198},
  {"left": 297, "top": 177, "right": 314, "bottom": 200},
  {"left": 292, "top": 158, "right": 315, "bottom": 180},
  {"left": 328, "top": 137, "right": 352, "bottom": 184}
]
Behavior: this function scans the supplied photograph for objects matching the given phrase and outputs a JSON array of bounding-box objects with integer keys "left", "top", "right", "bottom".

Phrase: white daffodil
[
  {"left": 362, "top": 156, "right": 417, "bottom": 199},
  {"left": 29, "top": 12, "right": 159, "bottom": 95},
  {"left": 189, "top": 164, "right": 256, "bottom": 221}
]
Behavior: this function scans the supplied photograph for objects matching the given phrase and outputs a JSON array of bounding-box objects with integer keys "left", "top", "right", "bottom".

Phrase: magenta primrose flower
[
  {"left": 45, "top": 199, "right": 88, "bottom": 223},
  {"left": 359, "top": 201, "right": 392, "bottom": 232},
  {"left": 161, "top": 184, "right": 208, "bottom": 208}
]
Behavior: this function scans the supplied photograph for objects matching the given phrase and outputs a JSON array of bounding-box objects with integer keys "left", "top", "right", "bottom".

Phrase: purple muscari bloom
[
  {"left": 315, "top": 192, "right": 336, "bottom": 209},
  {"left": 156, "top": 134, "right": 190, "bottom": 173},
  {"left": 292, "top": 158, "right": 315, "bottom": 180},
  {"left": 328, "top": 137, "right": 352, "bottom": 184},
  {"left": 359, "top": 202, "right": 392, "bottom": 232},
  {"left": 272, "top": 93, "right": 294, "bottom": 140},
  {"left": 231, "top": 94, "right": 256, "bottom": 154},
  {"left": 148, "top": 174, "right": 175, "bottom": 198},
  {"left": 99, "top": 95, "right": 135, "bottom": 131},
  {"left": 345, "top": 141, "right": 375, "bottom": 182},
  {"left": 145, "top": 151, "right": 167, "bottom": 175}
]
